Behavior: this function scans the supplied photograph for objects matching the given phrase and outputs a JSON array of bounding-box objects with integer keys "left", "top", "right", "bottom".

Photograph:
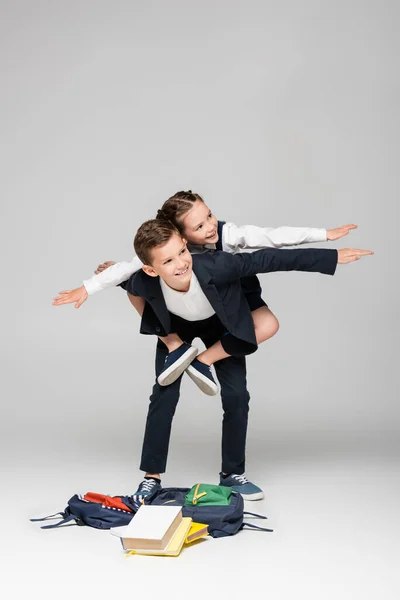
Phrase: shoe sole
[
  {"left": 158, "top": 346, "right": 198, "bottom": 386},
  {"left": 220, "top": 485, "right": 265, "bottom": 501},
  {"left": 239, "top": 491, "right": 264, "bottom": 501},
  {"left": 186, "top": 364, "right": 219, "bottom": 396}
]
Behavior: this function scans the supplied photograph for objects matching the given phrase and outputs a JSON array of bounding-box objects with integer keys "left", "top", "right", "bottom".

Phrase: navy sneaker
[
  {"left": 157, "top": 343, "right": 198, "bottom": 386},
  {"left": 186, "top": 359, "right": 219, "bottom": 396},
  {"left": 131, "top": 478, "right": 162, "bottom": 506},
  {"left": 219, "top": 473, "right": 264, "bottom": 501}
]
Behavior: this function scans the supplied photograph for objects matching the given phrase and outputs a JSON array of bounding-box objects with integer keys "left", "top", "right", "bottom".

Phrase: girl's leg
[
  {"left": 251, "top": 306, "right": 280, "bottom": 343},
  {"left": 197, "top": 341, "right": 230, "bottom": 365},
  {"left": 127, "top": 293, "right": 184, "bottom": 352},
  {"left": 127, "top": 292, "right": 145, "bottom": 315},
  {"left": 197, "top": 306, "right": 279, "bottom": 365}
]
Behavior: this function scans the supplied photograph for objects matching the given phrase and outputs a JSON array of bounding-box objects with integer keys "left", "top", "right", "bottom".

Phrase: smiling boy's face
[{"left": 142, "top": 232, "right": 193, "bottom": 292}]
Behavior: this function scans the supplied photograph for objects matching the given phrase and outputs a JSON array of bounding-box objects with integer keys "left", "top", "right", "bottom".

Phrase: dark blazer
[
  {"left": 214, "top": 219, "right": 264, "bottom": 309},
  {"left": 121, "top": 247, "right": 338, "bottom": 345}
]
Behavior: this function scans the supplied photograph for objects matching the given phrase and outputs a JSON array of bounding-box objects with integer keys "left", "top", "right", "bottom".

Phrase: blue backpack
[{"left": 31, "top": 486, "right": 273, "bottom": 537}]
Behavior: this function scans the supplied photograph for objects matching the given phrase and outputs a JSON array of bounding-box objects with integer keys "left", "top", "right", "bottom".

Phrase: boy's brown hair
[{"left": 134, "top": 219, "right": 180, "bottom": 265}]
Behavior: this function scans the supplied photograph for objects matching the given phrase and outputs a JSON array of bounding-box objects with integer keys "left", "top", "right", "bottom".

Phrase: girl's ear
[{"left": 142, "top": 265, "right": 158, "bottom": 278}]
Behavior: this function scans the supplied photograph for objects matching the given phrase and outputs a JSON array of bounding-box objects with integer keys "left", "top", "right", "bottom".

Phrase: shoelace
[
  {"left": 231, "top": 474, "right": 249, "bottom": 485},
  {"left": 138, "top": 479, "right": 158, "bottom": 493}
]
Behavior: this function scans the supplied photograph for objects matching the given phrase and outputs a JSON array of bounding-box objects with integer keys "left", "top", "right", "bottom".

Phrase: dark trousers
[{"left": 140, "top": 314, "right": 251, "bottom": 475}]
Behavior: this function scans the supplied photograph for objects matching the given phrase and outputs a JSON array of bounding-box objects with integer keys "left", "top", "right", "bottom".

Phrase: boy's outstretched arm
[
  {"left": 336, "top": 248, "right": 373, "bottom": 263},
  {"left": 213, "top": 246, "right": 373, "bottom": 283},
  {"left": 221, "top": 222, "right": 358, "bottom": 251},
  {"left": 52, "top": 255, "right": 143, "bottom": 308}
]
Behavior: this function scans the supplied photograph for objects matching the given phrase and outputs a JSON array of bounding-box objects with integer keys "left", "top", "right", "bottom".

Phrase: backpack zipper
[{"left": 192, "top": 484, "right": 207, "bottom": 505}]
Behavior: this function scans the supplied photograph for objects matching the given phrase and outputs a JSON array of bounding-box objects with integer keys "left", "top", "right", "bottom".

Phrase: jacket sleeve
[{"left": 213, "top": 247, "right": 338, "bottom": 283}]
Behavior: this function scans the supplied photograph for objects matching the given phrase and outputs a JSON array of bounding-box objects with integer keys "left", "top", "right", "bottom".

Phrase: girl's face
[{"left": 180, "top": 200, "right": 219, "bottom": 246}]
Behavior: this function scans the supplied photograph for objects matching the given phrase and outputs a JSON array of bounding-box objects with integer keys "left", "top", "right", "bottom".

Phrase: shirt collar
[
  {"left": 187, "top": 242, "right": 216, "bottom": 254},
  {"left": 160, "top": 271, "right": 199, "bottom": 295}
]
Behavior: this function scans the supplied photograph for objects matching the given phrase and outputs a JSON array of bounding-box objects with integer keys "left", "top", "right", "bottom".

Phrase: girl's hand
[
  {"left": 52, "top": 286, "right": 88, "bottom": 309},
  {"left": 95, "top": 260, "right": 116, "bottom": 274},
  {"left": 327, "top": 224, "right": 358, "bottom": 241},
  {"left": 337, "top": 248, "right": 373, "bottom": 264}
]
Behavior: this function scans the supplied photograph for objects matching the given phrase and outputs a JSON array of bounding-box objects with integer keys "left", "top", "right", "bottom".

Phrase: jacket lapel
[
  {"left": 192, "top": 257, "right": 229, "bottom": 327},
  {"left": 133, "top": 271, "right": 171, "bottom": 333}
]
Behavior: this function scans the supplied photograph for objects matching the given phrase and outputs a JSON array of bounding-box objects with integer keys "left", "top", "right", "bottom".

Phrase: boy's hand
[
  {"left": 327, "top": 224, "right": 358, "bottom": 241},
  {"left": 95, "top": 260, "right": 116, "bottom": 274},
  {"left": 337, "top": 248, "right": 373, "bottom": 264},
  {"left": 52, "top": 286, "right": 88, "bottom": 308}
]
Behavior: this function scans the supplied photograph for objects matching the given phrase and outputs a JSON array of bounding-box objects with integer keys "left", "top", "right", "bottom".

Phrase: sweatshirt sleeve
[
  {"left": 222, "top": 222, "right": 327, "bottom": 252},
  {"left": 83, "top": 255, "right": 143, "bottom": 295}
]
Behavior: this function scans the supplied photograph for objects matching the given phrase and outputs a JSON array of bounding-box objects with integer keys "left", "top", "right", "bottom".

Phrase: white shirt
[
  {"left": 83, "top": 222, "right": 327, "bottom": 295},
  {"left": 160, "top": 273, "right": 215, "bottom": 321}
]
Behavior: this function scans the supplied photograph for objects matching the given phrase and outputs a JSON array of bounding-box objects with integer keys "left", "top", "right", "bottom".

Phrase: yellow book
[
  {"left": 126, "top": 517, "right": 193, "bottom": 557},
  {"left": 185, "top": 522, "right": 209, "bottom": 544}
]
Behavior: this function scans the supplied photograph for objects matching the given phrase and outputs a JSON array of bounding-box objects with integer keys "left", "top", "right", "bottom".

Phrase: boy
[{"left": 121, "top": 219, "right": 372, "bottom": 500}]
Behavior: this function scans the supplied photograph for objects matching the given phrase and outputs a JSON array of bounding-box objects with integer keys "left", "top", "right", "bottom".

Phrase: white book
[{"left": 110, "top": 505, "right": 183, "bottom": 550}]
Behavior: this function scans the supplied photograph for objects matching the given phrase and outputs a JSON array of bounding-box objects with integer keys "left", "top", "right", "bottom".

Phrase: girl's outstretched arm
[
  {"left": 52, "top": 255, "right": 143, "bottom": 308},
  {"left": 221, "top": 222, "right": 357, "bottom": 252},
  {"left": 83, "top": 255, "right": 143, "bottom": 294}
]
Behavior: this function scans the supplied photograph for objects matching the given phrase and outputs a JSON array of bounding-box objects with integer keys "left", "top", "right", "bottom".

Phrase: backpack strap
[
  {"left": 243, "top": 511, "right": 268, "bottom": 520},
  {"left": 30, "top": 513, "right": 82, "bottom": 529},
  {"left": 40, "top": 514, "right": 82, "bottom": 529},
  {"left": 241, "top": 522, "right": 273, "bottom": 532},
  {"left": 30, "top": 512, "right": 64, "bottom": 522},
  {"left": 242, "top": 511, "right": 273, "bottom": 532}
]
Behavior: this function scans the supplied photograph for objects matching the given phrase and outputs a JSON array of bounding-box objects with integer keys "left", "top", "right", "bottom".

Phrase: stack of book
[{"left": 110, "top": 505, "right": 208, "bottom": 557}]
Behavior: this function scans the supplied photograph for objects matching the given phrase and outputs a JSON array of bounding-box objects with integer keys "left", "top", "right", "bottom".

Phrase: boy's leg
[
  {"left": 138, "top": 316, "right": 196, "bottom": 489},
  {"left": 198, "top": 319, "right": 251, "bottom": 471},
  {"left": 212, "top": 355, "right": 250, "bottom": 476},
  {"left": 213, "top": 355, "right": 264, "bottom": 500},
  {"left": 198, "top": 319, "right": 263, "bottom": 500},
  {"left": 139, "top": 340, "right": 183, "bottom": 476}
]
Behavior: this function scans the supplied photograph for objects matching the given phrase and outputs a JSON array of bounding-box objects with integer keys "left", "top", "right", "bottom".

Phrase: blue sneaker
[
  {"left": 186, "top": 359, "right": 219, "bottom": 396},
  {"left": 131, "top": 478, "right": 162, "bottom": 506},
  {"left": 219, "top": 473, "right": 264, "bottom": 501},
  {"left": 157, "top": 343, "right": 198, "bottom": 386}
]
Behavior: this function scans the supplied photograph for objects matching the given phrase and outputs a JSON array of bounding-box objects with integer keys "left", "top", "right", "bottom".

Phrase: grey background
[{"left": 1, "top": 0, "right": 399, "bottom": 598}]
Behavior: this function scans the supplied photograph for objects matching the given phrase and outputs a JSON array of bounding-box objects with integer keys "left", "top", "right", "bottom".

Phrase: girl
[{"left": 53, "top": 191, "right": 356, "bottom": 392}]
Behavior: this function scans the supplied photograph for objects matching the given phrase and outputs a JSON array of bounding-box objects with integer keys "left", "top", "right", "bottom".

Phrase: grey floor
[{"left": 3, "top": 432, "right": 398, "bottom": 599}]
